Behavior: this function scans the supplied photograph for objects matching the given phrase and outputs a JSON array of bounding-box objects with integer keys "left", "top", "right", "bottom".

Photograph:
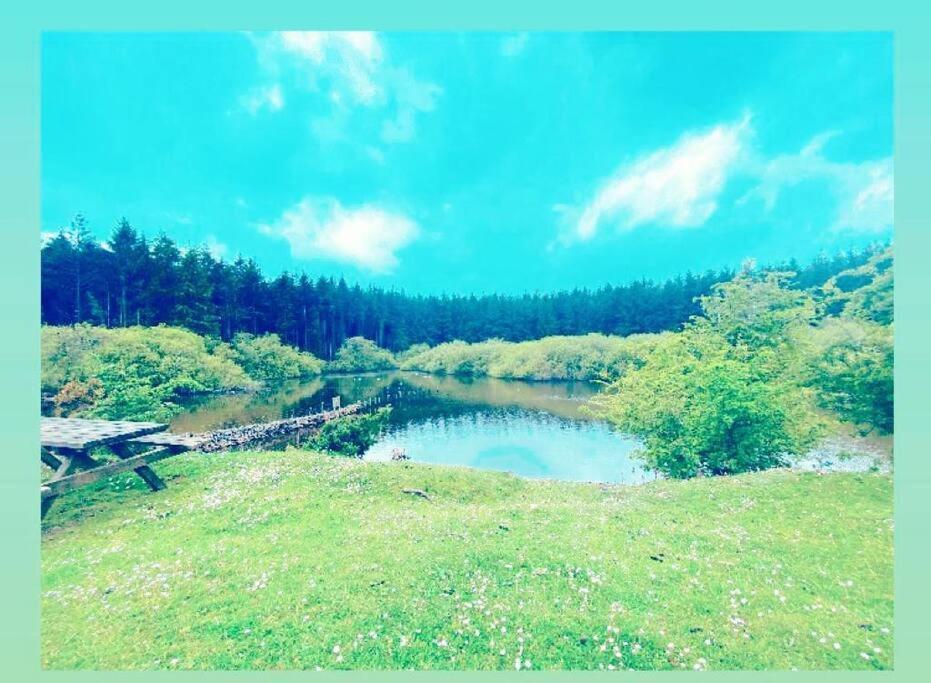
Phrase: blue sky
[{"left": 41, "top": 32, "right": 892, "bottom": 294}]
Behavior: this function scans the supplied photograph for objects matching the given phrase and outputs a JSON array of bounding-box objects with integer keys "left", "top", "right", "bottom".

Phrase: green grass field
[{"left": 41, "top": 450, "right": 892, "bottom": 670}]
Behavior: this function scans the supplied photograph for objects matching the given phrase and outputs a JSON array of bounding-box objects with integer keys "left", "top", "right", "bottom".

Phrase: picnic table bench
[{"left": 40, "top": 417, "right": 196, "bottom": 519}]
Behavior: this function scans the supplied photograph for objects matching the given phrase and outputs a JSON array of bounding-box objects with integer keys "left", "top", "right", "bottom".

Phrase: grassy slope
[{"left": 41, "top": 451, "right": 892, "bottom": 671}]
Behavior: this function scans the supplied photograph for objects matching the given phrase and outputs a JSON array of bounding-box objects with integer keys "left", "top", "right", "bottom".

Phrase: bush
[
  {"left": 821, "top": 246, "right": 893, "bottom": 325},
  {"left": 42, "top": 325, "right": 257, "bottom": 421},
  {"left": 307, "top": 407, "right": 391, "bottom": 457},
  {"left": 395, "top": 343, "right": 430, "bottom": 364},
  {"left": 588, "top": 272, "right": 824, "bottom": 479},
  {"left": 327, "top": 337, "right": 397, "bottom": 373},
  {"left": 400, "top": 333, "right": 660, "bottom": 381},
  {"left": 231, "top": 333, "right": 324, "bottom": 381},
  {"left": 401, "top": 339, "right": 506, "bottom": 376},
  {"left": 804, "top": 318, "right": 893, "bottom": 434},
  {"left": 41, "top": 324, "right": 108, "bottom": 393}
]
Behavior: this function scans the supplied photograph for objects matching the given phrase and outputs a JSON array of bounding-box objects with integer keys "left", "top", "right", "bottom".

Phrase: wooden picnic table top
[{"left": 41, "top": 417, "right": 167, "bottom": 451}]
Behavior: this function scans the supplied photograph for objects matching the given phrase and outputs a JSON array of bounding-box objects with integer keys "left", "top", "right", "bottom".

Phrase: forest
[{"left": 40, "top": 214, "right": 888, "bottom": 359}]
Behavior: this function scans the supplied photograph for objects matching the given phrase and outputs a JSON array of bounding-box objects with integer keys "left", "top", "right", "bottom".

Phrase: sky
[{"left": 41, "top": 32, "right": 893, "bottom": 294}]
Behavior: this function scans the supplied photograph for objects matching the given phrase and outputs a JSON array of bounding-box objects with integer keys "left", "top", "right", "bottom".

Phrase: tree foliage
[
  {"left": 589, "top": 272, "right": 827, "bottom": 478},
  {"left": 42, "top": 325, "right": 257, "bottom": 421},
  {"left": 804, "top": 318, "right": 893, "bottom": 434},
  {"left": 401, "top": 333, "right": 662, "bottom": 381},
  {"left": 41, "top": 325, "right": 323, "bottom": 421},
  {"left": 41, "top": 215, "right": 887, "bottom": 358},
  {"left": 306, "top": 407, "right": 391, "bottom": 457},
  {"left": 231, "top": 333, "right": 324, "bottom": 381},
  {"left": 327, "top": 337, "right": 397, "bottom": 373}
]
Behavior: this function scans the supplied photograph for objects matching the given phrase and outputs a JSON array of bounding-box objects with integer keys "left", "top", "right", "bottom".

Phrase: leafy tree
[
  {"left": 696, "top": 269, "right": 817, "bottom": 350},
  {"left": 588, "top": 272, "right": 825, "bottom": 478},
  {"left": 805, "top": 318, "right": 893, "bottom": 434},
  {"left": 822, "top": 246, "right": 893, "bottom": 325}
]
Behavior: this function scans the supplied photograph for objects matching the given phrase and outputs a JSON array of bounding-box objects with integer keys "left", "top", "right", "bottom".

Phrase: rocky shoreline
[{"left": 189, "top": 403, "right": 363, "bottom": 453}]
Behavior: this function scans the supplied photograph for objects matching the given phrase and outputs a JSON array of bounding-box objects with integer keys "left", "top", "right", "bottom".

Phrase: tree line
[{"left": 41, "top": 214, "right": 887, "bottom": 359}]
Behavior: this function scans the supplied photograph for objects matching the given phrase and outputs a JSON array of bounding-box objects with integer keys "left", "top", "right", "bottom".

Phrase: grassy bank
[{"left": 42, "top": 451, "right": 892, "bottom": 670}]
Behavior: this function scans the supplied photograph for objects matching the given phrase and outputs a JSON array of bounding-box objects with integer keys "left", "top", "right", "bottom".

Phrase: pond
[{"left": 172, "top": 371, "right": 654, "bottom": 484}]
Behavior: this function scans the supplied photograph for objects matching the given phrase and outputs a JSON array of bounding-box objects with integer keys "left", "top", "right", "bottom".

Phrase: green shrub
[
  {"left": 821, "top": 246, "right": 893, "bottom": 325},
  {"left": 307, "top": 407, "right": 391, "bottom": 457},
  {"left": 804, "top": 318, "right": 893, "bottom": 434},
  {"left": 401, "top": 333, "right": 660, "bottom": 381},
  {"left": 327, "top": 337, "right": 397, "bottom": 373},
  {"left": 231, "top": 333, "right": 324, "bottom": 381},
  {"left": 588, "top": 272, "right": 825, "bottom": 479},
  {"left": 395, "top": 342, "right": 430, "bottom": 364},
  {"left": 40, "top": 324, "right": 108, "bottom": 393},
  {"left": 42, "top": 325, "right": 257, "bottom": 421}
]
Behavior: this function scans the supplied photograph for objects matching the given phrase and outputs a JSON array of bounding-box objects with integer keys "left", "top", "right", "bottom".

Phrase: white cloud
[
  {"left": 258, "top": 197, "right": 419, "bottom": 272},
  {"left": 249, "top": 31, "right": 441, "bottom": 146},
  {"left": 277, "top": 31, "right": 383, "bottom": 104},
  {"left": 204, "top": 235, "right": 228, "bottom": 259},
  {"left": 840, "top": 163, "right": 893, "bottom": 231},
  {"left": 240, "top": 83, "right": 284, "bottom": 115},
  {"left": 500, "top": 32, "right": 529, "bottom": 57},
  {"left": 745, "top": 133, "right": 893, "bottom": 233},
  {"left": 559, "top": 114, "right": 893, "bottom": 245},
  {"left": 566, "top": 114, "right": 752, "bottom": 242},
  {"left": 380, "top": 67, "right": 442, "bottom": 143}
]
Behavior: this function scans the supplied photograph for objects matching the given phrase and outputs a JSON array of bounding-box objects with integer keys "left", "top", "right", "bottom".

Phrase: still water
[{"left": 172, "top": 372, "right": 652, "bottom": 484}]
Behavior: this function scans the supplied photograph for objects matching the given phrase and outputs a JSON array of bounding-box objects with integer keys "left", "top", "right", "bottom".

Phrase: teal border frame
[{"left": 2, "top": 1, "right": 929, "bottom": 680}]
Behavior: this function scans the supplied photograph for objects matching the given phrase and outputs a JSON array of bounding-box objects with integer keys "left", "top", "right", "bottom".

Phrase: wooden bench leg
[
  {"left": 40, "top": 449, "right": 82, "bottom": 520},
  {"left": 110, "top": 444, "right": 167, "bottom": 491},
  {"left": 41, "top": 491, "right": 58, "bottom": 519}
]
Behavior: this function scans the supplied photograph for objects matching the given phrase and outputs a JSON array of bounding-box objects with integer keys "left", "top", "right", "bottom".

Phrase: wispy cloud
[
  {"left": 247, "top": 31, "right": 441, "bottom": 146},
  {"left": 380, "top": 67, "right": 442, "bottom": 143},
  {"left": 561, "top": 114, "right": 752, "bottom": 243},
  {"left": 744, "top": 133, "right": 893, "bottom": 233},
  {"left": 240, "top": 83, "right": 284, "bottom": 115},
  {"left": 277, "top": 31, "right": 383, "bottom": 105},
  {"left": 258, "top": 197, "right": 419, "bottom": 272},
  {"left": 558, "top": 114, "right": 893, "bottom": 245},
  {"left": 500, "top": 32, "right": 529, "bottom": 57}
]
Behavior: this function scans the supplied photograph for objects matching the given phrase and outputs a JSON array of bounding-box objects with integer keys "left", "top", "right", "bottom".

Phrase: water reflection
[
  {"left": 170, "top": 371, "right": 891, "bottom": 483},
  {"left": 366, "top": 408, "right": 651, "bottom": 484},
  {"left": 172, "top": 371, "right": 648, "bottom": 483}
]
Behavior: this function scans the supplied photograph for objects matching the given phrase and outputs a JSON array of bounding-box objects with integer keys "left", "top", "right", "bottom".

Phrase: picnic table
[{"left": 40, "top": 417, "right": 197, "bottom": 519}]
